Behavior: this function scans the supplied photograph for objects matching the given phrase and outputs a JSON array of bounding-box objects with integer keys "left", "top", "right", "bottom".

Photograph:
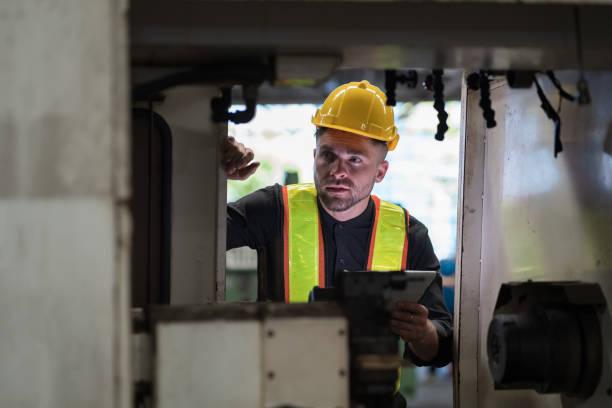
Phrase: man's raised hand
[{"left": 222, "top": 136, "right": 260, "bottom": 180}]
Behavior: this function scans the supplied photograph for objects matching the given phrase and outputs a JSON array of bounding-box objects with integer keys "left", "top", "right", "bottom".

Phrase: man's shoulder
[
  {"left": 228, "top": 184, "right": 284, "bottom": 218},
  {"left": 407, "top": 214, "right": 429, "bottom": 233},
  {"left": 232, "top": 183, "right": 282, "bottom": 203}
]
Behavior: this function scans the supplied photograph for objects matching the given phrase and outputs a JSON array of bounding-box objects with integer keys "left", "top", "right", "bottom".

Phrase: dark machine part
[
  {"left": 431, "top": 69, "right": 449, "bottom": 141},
  {"left": 312, "top": 271, "right": 421, "bottom": 408},
  {"left": 505, "top": 71, "right": 535, "bottom": 88},
  {"left": 466, "top": 72, "right": 480, "bottom": 91},
  {"left": 468, "top": 70, "right": 534, "bottom": 90},
  {"left": 132, "top": 60, "right": 274, "bottom": 125},
  {"left": 211, "top": 84, "right": 258, "bottom": 124},
  {"left": 487, "top": 281, "right": 606, "bottom": 398},
  {"left": 384, "top": 69, "right": 418, "bottom": 106},
  {"left": 131, "top": 61, "right": 273, "bottom": 101},
  {"left": 131, "top": 108, "right": 172, "bottom": 307}
]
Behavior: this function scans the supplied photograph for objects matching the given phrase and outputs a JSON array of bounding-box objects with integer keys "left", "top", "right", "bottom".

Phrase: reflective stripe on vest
[{"left": 282, "top": 183, "right": 409, "bottom": 303}]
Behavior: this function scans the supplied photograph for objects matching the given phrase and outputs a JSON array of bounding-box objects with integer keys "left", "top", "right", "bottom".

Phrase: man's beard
[{"left": 314, "top": 173, "right": 375, "bottom": 212}]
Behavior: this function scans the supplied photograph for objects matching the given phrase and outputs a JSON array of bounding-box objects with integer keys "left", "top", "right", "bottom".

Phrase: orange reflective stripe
[
  {"left": 282, "top": 185, "right": 290, "bottom": 301},
  {"left": 367, "top": 196, "right": 381, "bottom": 269}
]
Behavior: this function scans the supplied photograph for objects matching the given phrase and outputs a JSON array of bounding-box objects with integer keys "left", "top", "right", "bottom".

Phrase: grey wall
[{"left": 0, "top": 0, "right": 131, "bottom": 406}]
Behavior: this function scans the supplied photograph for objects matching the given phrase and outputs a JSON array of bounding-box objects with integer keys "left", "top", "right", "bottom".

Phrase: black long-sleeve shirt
[{"left": 227, "top": 184, "right": 452, "bottom": 367}]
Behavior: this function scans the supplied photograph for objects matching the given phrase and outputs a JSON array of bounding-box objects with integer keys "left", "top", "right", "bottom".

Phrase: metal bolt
[
  {"left": 268, "top": 371, "right": 275, "bottom": 380},
  {"left": 339, "top": 369, "right": 346, "bottom": 377},
  {"left": 338, "top": 329, "right": 345, "bottom": 336},
  {"left": 267, "top": 329, "right": 274, "bottom": 338}
]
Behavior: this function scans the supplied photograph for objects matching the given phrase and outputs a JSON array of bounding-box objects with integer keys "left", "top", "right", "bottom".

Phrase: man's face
[{"left": 314, "top": 128, "right": 389, "bottom": 214}]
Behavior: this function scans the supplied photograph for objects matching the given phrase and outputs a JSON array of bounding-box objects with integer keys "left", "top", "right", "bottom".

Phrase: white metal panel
[
  {"left": 454, "top": 75, "right": 489, "bottom": 408},
  {"left": 153, "top": 86, "right": 228, "bottom": 303},
  {"left": 459, "top": 71, "right": 612, "bottom": 407},
  {"left": 156, "top": 320, "right": 262, "bottom": 407},
  {"left": 0, "top": 0, "right": 130, "bottom": 407},
  {"left": 263, "top": 317, "right": 349, "bottom": 408}
]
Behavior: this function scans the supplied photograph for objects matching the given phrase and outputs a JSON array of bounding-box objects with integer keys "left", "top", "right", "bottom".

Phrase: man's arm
[{"left": 227, "top": 185, "right": 282, "bottom": 250}]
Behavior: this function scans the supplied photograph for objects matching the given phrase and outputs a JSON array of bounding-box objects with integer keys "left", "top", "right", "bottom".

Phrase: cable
[
  {"left": 533, "top": 76, "right": 563, "bottom": 157},
  {"left": 479, "top": 71, "right": 496, "bottom": 128},
  {"left": 432, "top": 69, "right": 448, "bottom": 141}
]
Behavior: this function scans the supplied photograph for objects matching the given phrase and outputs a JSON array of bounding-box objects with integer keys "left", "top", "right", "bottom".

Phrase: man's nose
[{"left": 330, "top": 159, "right": 348, "bottom": 178}]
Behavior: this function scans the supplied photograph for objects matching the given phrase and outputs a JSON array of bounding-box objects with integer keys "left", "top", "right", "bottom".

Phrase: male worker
[{"left": 223, "top": 80, "right": 452, "bottom": 400}]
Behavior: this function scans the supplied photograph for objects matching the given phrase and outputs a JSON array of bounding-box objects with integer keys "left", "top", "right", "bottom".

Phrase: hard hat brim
[{"left": 312, "top": 122, "right": 399, "bottom": 151}]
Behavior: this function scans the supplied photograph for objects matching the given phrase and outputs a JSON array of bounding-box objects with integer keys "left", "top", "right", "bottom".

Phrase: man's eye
[
  {"left": 321, "top": 151, "right": 333, "bottom": 158},
  {"left": 349, "top": 156, "right": 362, "bottom": 163}
]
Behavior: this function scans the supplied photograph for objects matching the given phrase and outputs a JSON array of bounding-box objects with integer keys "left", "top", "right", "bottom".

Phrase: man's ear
[{"left": 375, "top": 160, "right": 389, "bottom": 183}]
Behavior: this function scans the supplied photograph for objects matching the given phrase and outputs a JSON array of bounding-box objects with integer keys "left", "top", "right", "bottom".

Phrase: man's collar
[{"left": 317, "top": 196, "right": 374, "bottom": 227}]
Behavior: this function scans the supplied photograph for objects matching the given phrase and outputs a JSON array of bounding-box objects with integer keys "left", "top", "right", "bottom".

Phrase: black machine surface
[
  {"left": 487, "top": 281, "right": 606, "bottom": 398},
  {"left": 312, "top": 270, "right": 436, "bottom": 408}
]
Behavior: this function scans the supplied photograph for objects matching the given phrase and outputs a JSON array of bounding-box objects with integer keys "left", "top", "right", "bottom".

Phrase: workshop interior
[{"left": 2, "top": 1, "right": 612, "bottom": 408}]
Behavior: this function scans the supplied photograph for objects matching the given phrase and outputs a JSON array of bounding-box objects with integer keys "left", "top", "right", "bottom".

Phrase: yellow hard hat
[{"left": 312, "top": 80, "right": 399, "bottom": 151}]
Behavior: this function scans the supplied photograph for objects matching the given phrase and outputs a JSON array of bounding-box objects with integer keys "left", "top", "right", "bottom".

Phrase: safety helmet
[{"left": 312, "top": 80, "right": 399, "bottom": 150}]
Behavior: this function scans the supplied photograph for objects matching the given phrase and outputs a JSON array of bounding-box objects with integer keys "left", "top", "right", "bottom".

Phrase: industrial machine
[
  {"left": 133, "top": 271, "right": 436, "bottom": 408},
  {"left": 3, "top": 1, "right": 612, "bottom": 408}
]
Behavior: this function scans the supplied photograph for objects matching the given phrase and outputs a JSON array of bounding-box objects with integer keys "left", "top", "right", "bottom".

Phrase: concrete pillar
[{"left": 0, "top": 1, "right": 130, "bottom": 407}]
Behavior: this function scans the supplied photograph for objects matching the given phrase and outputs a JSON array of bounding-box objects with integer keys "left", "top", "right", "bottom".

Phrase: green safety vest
[{"left": 281, "top": 183, "right": 409, "bottom": 303}]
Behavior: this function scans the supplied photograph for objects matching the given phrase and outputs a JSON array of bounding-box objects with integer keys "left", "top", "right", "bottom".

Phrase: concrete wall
[
  {"left": 152, "top": 86, "right": 227, "bottom": 303},
  {"left": 0, "top": 1, "right": 131, "bottom": 406}
]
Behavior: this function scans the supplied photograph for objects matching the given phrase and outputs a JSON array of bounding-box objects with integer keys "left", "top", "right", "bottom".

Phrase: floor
[{"left": 405, "top": 366, "right": 454, "bottom": 408}]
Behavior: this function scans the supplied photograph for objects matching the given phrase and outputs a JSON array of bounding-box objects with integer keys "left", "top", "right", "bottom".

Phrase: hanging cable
[
  {"left": 479, "top": 71, "right": 496, "bottom": 128},
  {"left": 573, "top": 6, "right": 591, "bottom": 105},
  {"left": 545, "top": 71, "right": 577, "bottom": 102},
  {"left": 533, "top": 75, "right": 563, "bottom": 157},
  {"left": 432, "top": 69, "right": 448, "bottom": 141},
  {"left": 385, "top": 70, "right": 418, "bottom": 106}
]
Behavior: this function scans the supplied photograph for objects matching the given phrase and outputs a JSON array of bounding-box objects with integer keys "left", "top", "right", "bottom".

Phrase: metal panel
[
  {"left": 0, "top": 0, "right": 130, "bottom": 407},
  {"left": 131, "top": 1, "right": 612, "bottom": 69},
  {"left": 454, "top": 74, "right": 489, "bottom": 408},
  {"left": 156, "top": 320, "right": 262, "bottom": 407},
  {"left": 152, "top": 86, "right": 227, "bottom": 303},
  {"left": 459, "top": 71, "right": 612, "bottom": 407},
  {"left": 263, "top": 317, "right": 349, "bottom": 408}
]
